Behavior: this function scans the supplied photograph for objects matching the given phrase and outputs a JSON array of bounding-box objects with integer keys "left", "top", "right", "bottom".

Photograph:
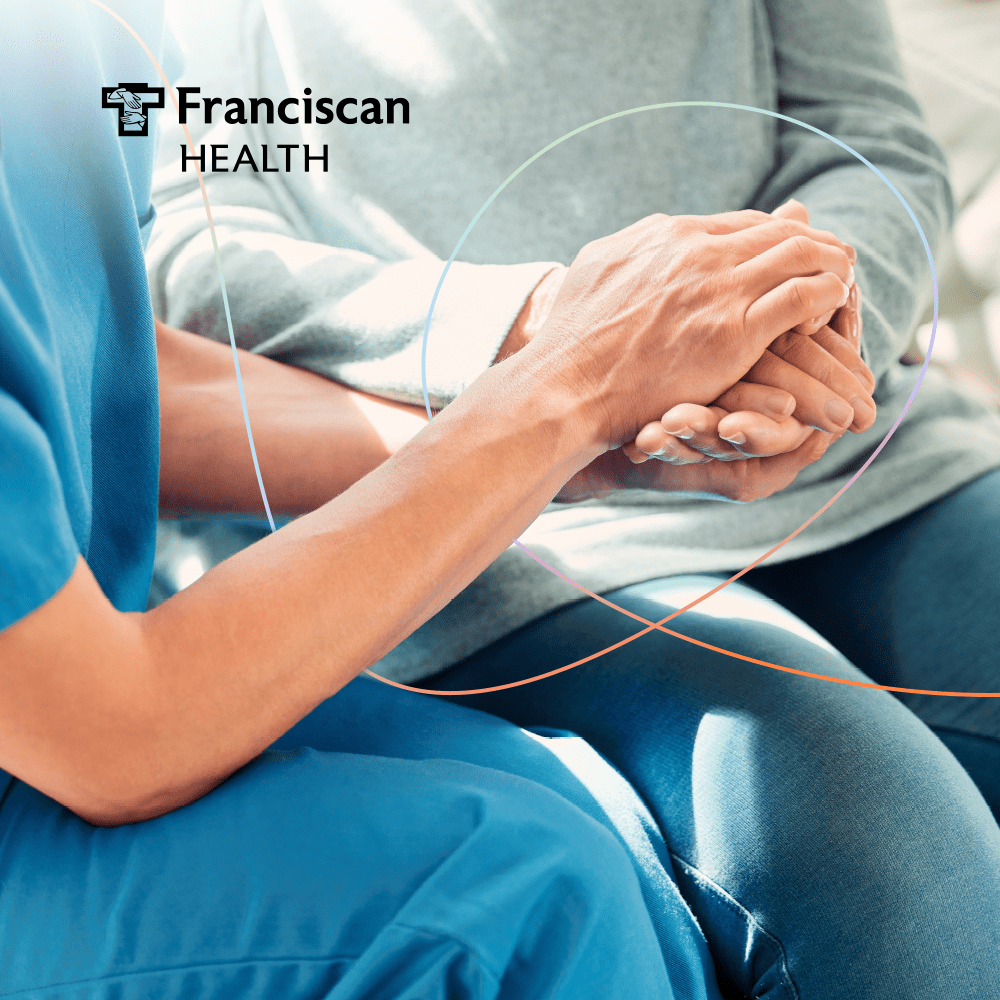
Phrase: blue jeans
[{"left": 423, "top": 468, "right": 1000, "bottom": 998}]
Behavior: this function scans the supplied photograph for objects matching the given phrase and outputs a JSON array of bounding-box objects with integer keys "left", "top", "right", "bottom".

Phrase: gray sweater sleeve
[
  {"left": 146, "top": 162, "right": 557, "bottom": 409},
  {"left": 753, "top": 0, "right": 954, "bottom": 384}
]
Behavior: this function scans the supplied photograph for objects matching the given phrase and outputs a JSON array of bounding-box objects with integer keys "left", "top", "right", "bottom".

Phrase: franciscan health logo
[
  {"left": 101, "top": 83, "right": 165, "bottom": 137},
  {"left": 101, "top": 83, "right": 410, "bottom": 171}
]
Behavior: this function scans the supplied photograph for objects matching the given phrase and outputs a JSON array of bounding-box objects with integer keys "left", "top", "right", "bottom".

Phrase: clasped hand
[{"left": 507, "top": 200, "right": 874, "bottom": 503}]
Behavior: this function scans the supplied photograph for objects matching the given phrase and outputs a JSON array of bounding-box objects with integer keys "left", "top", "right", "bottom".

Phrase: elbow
[
  {"left": 57, "top": 766, "right": 164, "bottom": 828},
  {"left": 73, "top": 765, "right": 234, "bottom": 828},
  {"left": 71, "top": 783, "right": 198, "bottom": 828}
]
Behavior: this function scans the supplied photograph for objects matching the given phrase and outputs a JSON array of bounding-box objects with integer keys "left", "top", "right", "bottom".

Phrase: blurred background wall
[{"left": 886, "top": 0, "right": 1000, "bottom": 403}]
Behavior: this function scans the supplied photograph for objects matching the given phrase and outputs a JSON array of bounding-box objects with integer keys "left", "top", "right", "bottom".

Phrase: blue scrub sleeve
[{"left": 0, "top": 191, "right": 81, "bottom": 632}]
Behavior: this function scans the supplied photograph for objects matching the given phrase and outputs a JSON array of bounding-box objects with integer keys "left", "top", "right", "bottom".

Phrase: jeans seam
[{"left": 668, "top": 851, "right": 801, "bottom": 1000}]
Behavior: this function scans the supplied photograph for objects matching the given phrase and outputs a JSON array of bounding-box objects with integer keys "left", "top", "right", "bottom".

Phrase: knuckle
[
  {"left": 815, "top": 356, "right": 840, "bottom": 386},
  {"left": 789, "top": 278, "right": 811, "bottom": 314},
  {"left": 774, "top": 218, "right": 803, "bottom": 241},
  {"left": 670, "top": 215, "right": 700, "bottom": 239},
  {"left": 734, "top": 209, "right": 772, "bottom": 231},
  {"left": 787, "top": 234, "right": 817, "bottom": 265}
]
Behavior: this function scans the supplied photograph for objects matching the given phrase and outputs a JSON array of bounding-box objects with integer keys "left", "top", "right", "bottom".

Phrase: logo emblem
[{"left": 101, "top": 83, "right": 164, "bottom": 137}]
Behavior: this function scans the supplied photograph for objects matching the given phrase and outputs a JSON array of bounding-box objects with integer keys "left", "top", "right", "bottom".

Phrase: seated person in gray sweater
[{"left": 147, "top": 0, "right": 1000, "bottom": 994}]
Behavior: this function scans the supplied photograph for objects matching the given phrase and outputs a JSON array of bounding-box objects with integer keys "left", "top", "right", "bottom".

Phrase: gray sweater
[{"left": 148, "top": 0, "right": 1000, "bottom": 682}]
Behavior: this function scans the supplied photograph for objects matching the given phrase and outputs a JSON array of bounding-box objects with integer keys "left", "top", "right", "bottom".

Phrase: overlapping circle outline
[
  {"left": 83, "top": 0, "right": 999, "bottom": 699},
  {"left": 371, "top": 103, "right": 997, "bottom": 700}
]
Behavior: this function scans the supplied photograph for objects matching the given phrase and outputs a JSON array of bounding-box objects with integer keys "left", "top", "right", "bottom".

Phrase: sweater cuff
[{"left": 329, "top": 259, "right": 561, "bottom": 408}]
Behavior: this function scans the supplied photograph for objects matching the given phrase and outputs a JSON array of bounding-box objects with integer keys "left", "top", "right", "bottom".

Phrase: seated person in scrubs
[{"left": 2, "top": 2, "right": 999, "bottom": 998}]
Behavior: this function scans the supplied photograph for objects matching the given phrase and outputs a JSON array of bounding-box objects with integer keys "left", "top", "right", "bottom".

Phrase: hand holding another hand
[
  {"left": 621, "top": 200, "right": 873, "bottom": 471},
  {"left": 499, "top": 200, "right": 873, "bottom": 503},
  {"left": 521, "top": 208, "right": 856, "bottom": 450}
]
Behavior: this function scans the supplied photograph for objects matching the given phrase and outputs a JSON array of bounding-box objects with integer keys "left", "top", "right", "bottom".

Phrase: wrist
[{"left": 464, "top": 349, "right": 606, "bottom": 475}]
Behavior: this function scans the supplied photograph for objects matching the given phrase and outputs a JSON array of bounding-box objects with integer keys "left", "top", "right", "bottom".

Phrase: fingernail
[
  {"left": 846, "top": 264, "right": 855, "bottom": 287},
  {"left": 719, "top": 431, "right": 746, "bottom": 445},
  {"left": 766, "top": 392, "right": 795, "bottom": 416},
  {"left": 825, "top": 399, "right": 853, "bottom": 426},
  {"left": 847, "top": 245, "right": 857, "bottom": 265},
  {"left": 837, "top": 281, "right": 850, "bottom": 307},
  {"left": 664, "top": 425, "right": 694, "bottom": 439},
  {"left": 850, "top": 396, "right": 874, "bottom": 421}
]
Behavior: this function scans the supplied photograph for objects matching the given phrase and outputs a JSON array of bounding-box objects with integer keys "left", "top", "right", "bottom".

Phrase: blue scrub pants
[
  {"left": 0, "top": 684, "right": 712, "bottom": 999},
  {"left": 3, "top": 471, "right": 1000, "bottom": 999}
]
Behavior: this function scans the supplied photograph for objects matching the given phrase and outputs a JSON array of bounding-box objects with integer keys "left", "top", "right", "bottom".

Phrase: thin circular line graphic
[
  {"left": 86, "top": 0, "right": 277, "bottom": 534},
  {"left": 363, "top": 102, "right": 1000, "bottom": 698},
  {"left": 80, "top": 9, "right": 996, "bottom": 699}
]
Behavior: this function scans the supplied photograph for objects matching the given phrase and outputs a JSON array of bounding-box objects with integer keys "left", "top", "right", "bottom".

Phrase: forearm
[
  {"left": 4, "top": 213, "right": 853, "bottom": 827},
  {"left": 52, "top": 357, "right": 590, "bottom": 825},
  {"left": 157, "top": 320, "right": 430, "bottom": 516}
]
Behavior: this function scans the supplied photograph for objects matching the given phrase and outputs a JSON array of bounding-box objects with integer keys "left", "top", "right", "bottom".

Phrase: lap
[
  {"left": 424, "top": 574, "right": 1000, "bottom": 999},
  {"left": 0, "top": 678, "right": 693, "bottom": 999},
  {"left": 748, "top": 465, "right": 1000, "bottom": 807}
]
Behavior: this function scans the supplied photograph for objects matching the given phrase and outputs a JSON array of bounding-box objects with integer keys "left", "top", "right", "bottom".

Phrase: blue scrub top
[{"left": 0, "top": 0, "right": 171, "bottom": 633}]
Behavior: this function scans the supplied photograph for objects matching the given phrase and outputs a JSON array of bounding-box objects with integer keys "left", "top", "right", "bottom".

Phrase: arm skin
[
  {"left": 157, "top": 319, "right": 430, "bottom": 517},
  {"left": 0, "top": 212, "right": 852, "bottom": 829}
]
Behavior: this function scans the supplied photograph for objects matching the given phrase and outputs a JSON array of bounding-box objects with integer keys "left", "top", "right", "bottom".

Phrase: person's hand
[
  {"left": 520, "top": 210, "right": 855, "bottom": 450},
  {"left": 622, "top": 297, "right": 871, "bottom": 465},
  {"left": 503, "top": 201, "right": 867, "bottom": 468},
  {"left": 623, "top": 201, "right": 870, "bottom": 466},
  {"left": 554, "top": 422, "right": 844, "bottom": 504}
]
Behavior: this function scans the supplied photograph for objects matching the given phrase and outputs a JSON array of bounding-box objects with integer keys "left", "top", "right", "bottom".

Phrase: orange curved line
[{"left": 88, "top": 0, "right": 996, "bottom": 701}]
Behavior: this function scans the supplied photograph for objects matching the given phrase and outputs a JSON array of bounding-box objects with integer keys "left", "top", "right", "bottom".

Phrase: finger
[
  {"left": 659, "top": 403, "right": 747, "bottom": 460},
  {"left": 770, "top": 199, "right": 810, "bottom": 225},
  {"left": 715, "top": 410, "right": 814, "bottom": 457},
  {"left": 662, "top": 428, "right": 839, "bottom": 502},
  {"left": 831, "top": 283, "right": 863, "bottom": 352},
  {"left": 633, "top": 419, "right": 714, "bottom": 465},
  {"left": 721, "top": 217, "right": 858, "bottom": 264},
  {"left": 768, "top": 332, "right": 876, "bottom": 432},
  {"left": 745, "top": 270, "right": 851, "bottom": 346},
  {"left": 698, "top": 208, "right": 782, "bottom": 235},
  {"left": 792, "top": 308, "right": 836, "bottom": 337},
  {"left": 713, "top": 380, "right": 796, "bottom": 419},
  {"left": 622, "top": 440, "right": 652, "bottom": 464},
  {"left": 738, "top": 234, "right": 854, "bottom": 299},
  {"left": 809, "top": 325, "right": 875, "bottom": 394},
  {"left": 744, "top": 350, "right": 862, "bottom": 434}
]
